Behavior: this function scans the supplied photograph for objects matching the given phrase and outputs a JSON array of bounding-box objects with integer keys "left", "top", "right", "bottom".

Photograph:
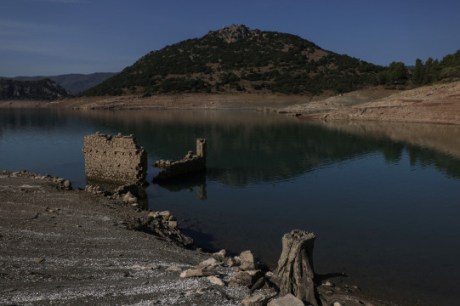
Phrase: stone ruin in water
[
  {"left": 153, "top": 138, "right": 206, "bottom": 182},
  {"left": 83, "top": 133, "right": 147, "bottom": 184}
]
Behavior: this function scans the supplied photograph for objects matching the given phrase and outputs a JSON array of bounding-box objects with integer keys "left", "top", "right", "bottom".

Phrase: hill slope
[
  {"left": 85, "top": 25, "right": 383, "bottom": 97},
  {"left": 0, "top": 79, "right": 68, "bottom": 101},
  {"left": 12, "top": 73, "right": 116, "bottom": 95}
]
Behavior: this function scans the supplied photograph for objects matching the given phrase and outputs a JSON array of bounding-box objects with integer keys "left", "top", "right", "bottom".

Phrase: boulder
[
  {"left": 198, "top": 257, "right": 219, "bottom": 269},
  {"left": 226, "top": 257, "right": 237, "bottom": 267},
  {"left": 242, "top": 292, "right": 274, "bottom": 306},
  {"left": 212, "top": 249, "right": 227, "bottom": 261},
  {"left": 159, "top": 210, "right": 171, "bottom": 220},
  {"left": 207, "top": 275, "right": 225, "bottom": 286},
  {"left": 229, "top": 270, "right": 263, "bottom": 288},
  {"left": 239, "top": 250, "right": 256, "bottom": 271},
  {"left": 267, "top": 294, "right": 304, "bottom": 306}
]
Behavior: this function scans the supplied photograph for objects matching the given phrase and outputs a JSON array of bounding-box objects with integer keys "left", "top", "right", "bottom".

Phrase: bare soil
[
  {"left": 0, "top": 171, "right": 393, "bottom": 306},
  {"left": 303, "top": 81, "right": 460, "bottom": 125},
  {"left": 0, "top": 171, "right": 247, "bottom": 305},
  {"left": 2, "top": 81, "right": 460, "bottom": 126},
  {"left": 48, "top": 93, "right": 315, "bottom": 111}
]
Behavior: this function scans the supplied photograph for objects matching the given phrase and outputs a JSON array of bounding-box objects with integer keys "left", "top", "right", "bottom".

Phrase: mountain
[
  {"left": 12, "top": 73, "right": 116, "bottom": 95},
  {"left": 0, "top": 78, "right": 68, "bottom": 101},
  {"left": 84, "top": 25, "right": 383, "bottom": 97}
]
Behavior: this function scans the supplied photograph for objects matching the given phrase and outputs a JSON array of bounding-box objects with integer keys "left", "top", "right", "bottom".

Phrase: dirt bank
[
  {"left": 2, "top": 81, "right": 460, "bottom": 125},
  {"left": 305, "top": 81, "right": 460, "bottom": 125},
  {"left": 0, "top": 171, "right": 388, "bottom": 306},
  {"left": 48, "top": 93, "right": 315, "bottom": 111},
  {"left": 0, "top": 171, "right": 247, "bottom": 305}
]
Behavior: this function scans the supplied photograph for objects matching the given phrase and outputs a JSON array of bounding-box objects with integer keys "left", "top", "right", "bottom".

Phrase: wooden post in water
[{"left": 274, "top": 230, "right": 319, "bottom": 306}]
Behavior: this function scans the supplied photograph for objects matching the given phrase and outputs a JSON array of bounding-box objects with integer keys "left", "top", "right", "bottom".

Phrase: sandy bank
[{"left": 302, "top": 81, "right": 460, "bottom": 125}]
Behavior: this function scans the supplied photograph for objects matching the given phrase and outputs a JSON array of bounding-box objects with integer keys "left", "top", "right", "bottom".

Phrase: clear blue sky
[{"left": 1, "top": 0, "right": 459, "bottom": 77}]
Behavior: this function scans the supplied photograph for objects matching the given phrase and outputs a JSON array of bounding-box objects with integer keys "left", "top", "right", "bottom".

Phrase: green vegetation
[
  {"left": 85, "top": 25, "right": 383, "bottom": 96},
  {"left": 375, "top": 50, "right": 460, "bottom": 87},
  {"left": 84, "top": 25, "right": 460, "bottom": 97},
  {"left": 411, "top": 50, "right": 460, "bottom": 85}
]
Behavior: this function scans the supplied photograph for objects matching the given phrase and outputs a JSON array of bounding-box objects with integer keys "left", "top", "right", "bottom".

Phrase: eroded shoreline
[
  {"left": 2, "top": 81, "right": 459, "bottom": 126},
  {"left": 0, "top": 170, "right": 387, "bottom": 306}
]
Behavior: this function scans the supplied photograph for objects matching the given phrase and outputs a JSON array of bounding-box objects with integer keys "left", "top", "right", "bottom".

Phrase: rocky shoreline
[{"left": 0, "top": 170, "right": 387, "bottom": 305}]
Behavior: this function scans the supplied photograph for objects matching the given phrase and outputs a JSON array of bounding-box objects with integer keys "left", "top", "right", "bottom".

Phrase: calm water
[{"left": 1, "top": 109, "right": 459, "bottom": 305}]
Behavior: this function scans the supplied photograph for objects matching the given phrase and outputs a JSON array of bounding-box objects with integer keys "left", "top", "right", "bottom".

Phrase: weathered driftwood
[{"left": 274, "top": 230, "right": 319, "bottom": 306}]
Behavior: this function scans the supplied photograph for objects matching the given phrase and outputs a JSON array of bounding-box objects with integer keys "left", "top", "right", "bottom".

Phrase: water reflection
[
  {"left": 74, "top": 110, "right": 460, "bottom": 185},
  {"left": 3, "top": 108, "right": 460, "bottom": 187},
  {"left": 156, "top": 173, "right": 207, "bottom": 200},
  {"left": 320, "top": 120, "right": 460, "bottom": 179},
  {"left": 1, "top": 108, "right": 460, "bottom": 305},
  {"left": 0, "top": 108, "right": 68, "bottom": 130}
]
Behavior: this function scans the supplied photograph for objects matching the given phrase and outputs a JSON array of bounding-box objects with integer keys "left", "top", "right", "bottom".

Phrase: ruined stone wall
[
  {"left": 83, "top": 133, "right": 147, "bottom": 184},
  {"left": 196, "top": 138, "right": 206, "bottom": 158},
  {"left": 153, "top": 138, "right": 207, "bottom": 182}
]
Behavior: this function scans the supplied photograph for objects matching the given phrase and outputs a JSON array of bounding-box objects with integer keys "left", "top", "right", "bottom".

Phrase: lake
[{"left": 1, "top": 108, "right": 459, "bottom": 305}]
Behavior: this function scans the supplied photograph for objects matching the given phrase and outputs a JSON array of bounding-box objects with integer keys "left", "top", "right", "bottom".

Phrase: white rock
[
  {"left": 267, "top": 294, "right": 304, "bottom": 306},
  {"left": 147, "top": 211, "right": 160, "bottom": 219},
  {"left": 180, "top": 268, "right": 210, "bottom": 278},
  {"left": 241, "top": 292, "right": 271, "bottom": 306},
  {"left": 166, "top": 265, "right": 182, "bottom": 272},
  {"left": 199, "top": 257, "right": 218, "bottom": 269},
  {"left": 207, "top": 275, "right": 224, "bottom": 286},
  {"left": 226, "top": 257, "right": 236, "bottom": 267},
  {"left": 212, "top": 249, "right": 227, "bottom": 261},
  {"left": 159, "top": 210, "right": 171, "bottom": 220},
  {"left": 239, "top": 250, "right": 256, "bottom": 271}
]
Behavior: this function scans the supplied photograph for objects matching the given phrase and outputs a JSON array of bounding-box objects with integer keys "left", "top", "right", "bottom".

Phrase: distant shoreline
[
  {"left": 1, "top": 80, "right": 460, "bottom": 125},
  {"left": 0, "top": 93, "right": 313, "bottom": 111}
]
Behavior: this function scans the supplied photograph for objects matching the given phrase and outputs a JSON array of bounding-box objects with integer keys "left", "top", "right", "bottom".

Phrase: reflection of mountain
[
  {"left": 320, "top": 120, "right": 460, "bottom": 179},
  {"left": 78, "top": 110, "right": 460, "bottom": 186},
  {"left": 0, "top": 109, "right": 68, "bottom": 131}
]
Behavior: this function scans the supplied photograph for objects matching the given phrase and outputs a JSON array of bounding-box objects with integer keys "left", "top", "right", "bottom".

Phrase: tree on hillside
[
  {"left": 439, "top": 50, "right": 460, "bottom": 79},
  {"left": 412, "top": 58, "right": 425, "bottom": 85},
  {"left": 423, "top": 58, "right": 441, "bottom": 84},
  {"left": 377, "top": 61, "right": 408, "bottom": 85}
]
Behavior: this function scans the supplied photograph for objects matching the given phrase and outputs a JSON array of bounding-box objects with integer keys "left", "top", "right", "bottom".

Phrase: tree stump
[{"left": 274, "top": 230, "right": 319, "bottom": 306}]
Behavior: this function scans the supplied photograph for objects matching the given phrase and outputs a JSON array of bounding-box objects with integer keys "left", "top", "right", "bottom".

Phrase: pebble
[
  {"left": 63, "top": 180, "right": 71, "bottom": 189},
  {"left": 166, "top": 265, "right": 182, "bottom": 272},
  {"left": 180, "top": 268, "right": 211, "bottom": 278},
  {"left": 34, "top": 257, "right": 46, "bottom": 264}
]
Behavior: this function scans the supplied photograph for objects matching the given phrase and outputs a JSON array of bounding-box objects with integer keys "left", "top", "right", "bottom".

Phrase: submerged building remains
[
  {"left": 153, "top": 138, "right": 207, "bottom": 182},
  {"left": 83, "top": 133, "right": 147, "bottom": 184}
]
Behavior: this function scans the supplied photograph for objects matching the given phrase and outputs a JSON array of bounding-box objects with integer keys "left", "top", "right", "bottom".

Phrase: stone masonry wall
[
  {"left": 83, "top": 133, "right": 147, "bottom": 184},
  {"left": 153, "top": 138, "right": 206, "bottom": 182}
]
